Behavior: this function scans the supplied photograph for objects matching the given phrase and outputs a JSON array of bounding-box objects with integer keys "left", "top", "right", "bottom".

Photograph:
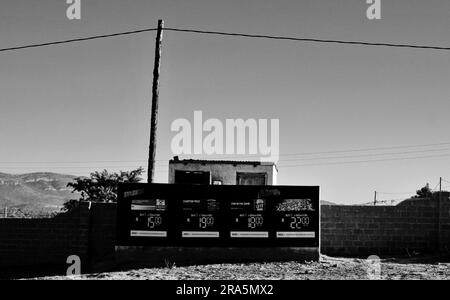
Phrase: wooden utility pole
[
  {"left": 148, "top": 19, "right": 164, "bottom": 183},
  {"left": 374, "top": 191, "right": 377, "bottom": 206},
  {"left": 438, "top": 177, "right": 442, "bottom": 251}
]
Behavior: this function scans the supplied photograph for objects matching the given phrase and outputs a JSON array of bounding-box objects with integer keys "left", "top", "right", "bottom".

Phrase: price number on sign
[
  {"left": 199, "top": 216, "right": 215, "bottom": 229},
  {"left": 248, "top": 216, "right": 264, "bottom": 229},
  {"left": 147, "top": 216, "right": 163, "bottom": 229},
  {"left": 289, "top": 216, "right": 309, "bottom": 229}
]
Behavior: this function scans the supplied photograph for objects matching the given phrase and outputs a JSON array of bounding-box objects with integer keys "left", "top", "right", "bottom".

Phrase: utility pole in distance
[
  {"left": 374, "top": 191, "right": 377, "bottom": 206},
  {"left": 147, "top": 19, "right": 164, "bottom": 183},
  {"left": 438, "top": 177, "right": 443, "bottom": 250}
]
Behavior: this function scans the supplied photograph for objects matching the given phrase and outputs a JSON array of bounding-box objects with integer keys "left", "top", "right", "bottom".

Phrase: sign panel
[
  {"left": 274, "top": 199, "right": 316, "bottom": 239},
  {"left": 229, "top": 198, "right": 269, "bottom": 239},
  {"left": 181, "top": 199, "right": 220, "bottom": 238},
  {"left": 116, "top": 184, "right": 319, "bottom": 248},
  {"left": 130, "top": 199, "right": 168, "bottom": 238}
]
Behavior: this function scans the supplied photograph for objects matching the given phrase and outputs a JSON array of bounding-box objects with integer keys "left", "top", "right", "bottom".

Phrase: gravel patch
[{"left": 35, "top": 255, "right": 450, "bottom": 280}]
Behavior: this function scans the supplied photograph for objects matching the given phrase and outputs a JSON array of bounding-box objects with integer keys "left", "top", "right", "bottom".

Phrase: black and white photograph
[{"left": 1, "top": 0, "right": 450, "bottom": 287}]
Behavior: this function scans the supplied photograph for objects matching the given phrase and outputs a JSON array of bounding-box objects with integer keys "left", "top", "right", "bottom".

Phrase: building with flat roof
[{"left": 168, "top": 157, "right": 278, "bottom": 186}]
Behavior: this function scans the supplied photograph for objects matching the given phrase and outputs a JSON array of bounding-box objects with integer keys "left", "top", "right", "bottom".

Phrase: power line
[
  {"left": 278, "top": 152, "right": 450, "bottom": 168},
  {"left": 374, "top": 199, "right": 407, "bottom": 205},
  {"left": 376, "top": 179, "right": 442, "bottom": 196},
  {"left": 360, "top": 199, "right": 405, "bottom": 206},
  {"left": 431, "top": 180, "right": 441, "bottom": 192},
  {"left": 441, "top": 178, "right": 450, "bottom": 184},
  {"left": 279, "top": 142, "right": 450, "bottom": 157},
  {"left": 2, "top": 142, "right": 450, "bottom": 165},
  {"left": 0, "top": 160, "right": 168, "bottom": 165},
  {"left": 164, "top": 28, "right": 450, "bottom": 51},
  {"left": 0, "top": 28, "right": 158, "bottom": 53},
  {"left": 376, "top": 198, "right": 410, "bottom": 201},
  {"left": 191, "top": 141, "right": 450, "bottom": 160},
  {"left": 278, "top": 147, "right": 450, "bottom": 162},
  {"left": 2, "top": 26, "right": 450, "bottom": 54},
  {"left": 377, "top": 192, "right": 415, "bottom": 195},
  {"left": 1, "top": 153, "right": 447, "bottom": 170},
  {"left": 0, "top": 165, "right": 168, "bottom": 170}
]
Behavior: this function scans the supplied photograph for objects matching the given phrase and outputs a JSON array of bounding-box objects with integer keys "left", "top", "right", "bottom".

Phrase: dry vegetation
[{"left": 39, "top": 255, "right": 450, "bottom": 280}]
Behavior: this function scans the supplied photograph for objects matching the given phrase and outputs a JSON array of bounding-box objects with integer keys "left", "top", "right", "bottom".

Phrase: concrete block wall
[
  {"left": 0, "top": 202, "right": 91, "bottom": 271},
  {"left": 0, "top": 193, "right": 449, "bottom": 277},
  {"left": 321, "top": 194, "right": 449, "bottom": 256},
  {"left": 438, "top": 193, "right": 450, "bottom": 251},
  {"left": 88, "top": 203, "right": 117, "bottom": 269},
  {"left": 0, "top": 202, "right": 118, "bottom": 276}
]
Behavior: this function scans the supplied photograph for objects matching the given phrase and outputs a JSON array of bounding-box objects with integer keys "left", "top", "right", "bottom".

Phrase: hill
[
  {"left": 0, "top": 172, "right": 79, "bottom": 211},
  {"left": 320, "top": 200, "right": 337, "bottom": 206}
]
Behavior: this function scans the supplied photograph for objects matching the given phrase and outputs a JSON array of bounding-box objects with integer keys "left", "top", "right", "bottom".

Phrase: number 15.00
[{"left": 147, "top": 216, "right": 162, "bottom": 229}]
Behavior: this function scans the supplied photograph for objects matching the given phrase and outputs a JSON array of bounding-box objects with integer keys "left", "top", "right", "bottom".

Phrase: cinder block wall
[
  {"left": 321, "top": 194, "right": 450, "bottom": 256},
  {"left": 88, "top": 203, "right": 117, "bottom": 268},
  {"left": 0, "top": 203, "right": 91, "bottom": 270},
  {"left": 0, "top": 194, "right": 449, "bottom": 276},
  {"left": 438, "top": 193, "right": 450, "bottom": 252},
  {"left": 0, "top": 202, "right": 118, "bottom": 275}
]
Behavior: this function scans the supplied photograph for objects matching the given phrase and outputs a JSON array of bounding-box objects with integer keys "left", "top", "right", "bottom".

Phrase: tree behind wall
[
  {"left": 414, "top": 183, "right": 434, "bottom": 199},
  {"left": 64, "top": 167, "right": 144, "bottom": 211}
]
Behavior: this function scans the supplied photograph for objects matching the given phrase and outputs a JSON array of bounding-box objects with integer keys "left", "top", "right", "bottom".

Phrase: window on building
[{"left": 236, "top": 173, "right": 267, "bottom": 186}]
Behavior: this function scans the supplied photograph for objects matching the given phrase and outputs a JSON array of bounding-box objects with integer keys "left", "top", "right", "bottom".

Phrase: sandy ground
[{"left": 37, "top": 255, "right": 450, "bottom": 280}]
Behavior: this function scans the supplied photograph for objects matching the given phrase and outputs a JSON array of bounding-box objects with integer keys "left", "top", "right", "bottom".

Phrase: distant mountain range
[
  {"left": 320, "top": 200, "right": 338, "bottom": 206},
  {"left": 0, "top": 172, "right": 79, "bottom": 211}
]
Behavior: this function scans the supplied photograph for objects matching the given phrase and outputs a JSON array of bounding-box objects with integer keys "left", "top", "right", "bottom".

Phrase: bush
[{"left": 63, "top": 167, "right": 144, "bottom": 211}]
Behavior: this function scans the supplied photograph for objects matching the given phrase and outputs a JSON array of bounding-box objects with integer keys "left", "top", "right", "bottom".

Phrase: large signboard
[{"left": 116, "top": 184, "right": 320, "bottom": 248}]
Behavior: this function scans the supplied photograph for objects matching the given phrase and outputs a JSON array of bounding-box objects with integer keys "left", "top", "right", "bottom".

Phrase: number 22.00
[{"left": 289, "top": 216, "right": 309, "bottom": 229}]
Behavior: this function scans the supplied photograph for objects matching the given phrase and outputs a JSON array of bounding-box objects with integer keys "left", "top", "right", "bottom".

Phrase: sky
[{"left": 1, "top": 0, "right": 450, "bottom": 204}]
